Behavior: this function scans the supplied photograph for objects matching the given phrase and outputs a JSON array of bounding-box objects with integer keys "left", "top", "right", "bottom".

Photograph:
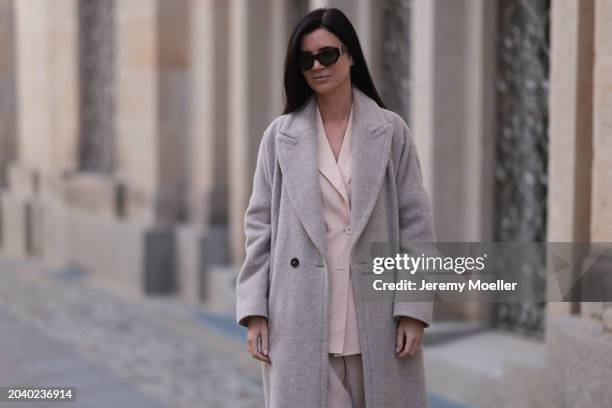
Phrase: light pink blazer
[{"left": 316, "top": 103, "right": 361, "bottom": 356}]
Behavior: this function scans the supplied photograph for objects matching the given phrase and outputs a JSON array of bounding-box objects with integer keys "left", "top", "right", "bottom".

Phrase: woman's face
[{"left": 300, "top": 28, "right": 353, "bottom": 96}]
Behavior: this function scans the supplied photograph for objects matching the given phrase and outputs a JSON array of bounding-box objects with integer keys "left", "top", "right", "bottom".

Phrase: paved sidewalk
[
  {"left": 0, "top": 312, "right": 164, "bottom": 408},
  {"left": 0, "top": 256, "right": 262, "bottom": 408},
  {"left": 0, "top": 256, "right": 467, "bottom": 408}
]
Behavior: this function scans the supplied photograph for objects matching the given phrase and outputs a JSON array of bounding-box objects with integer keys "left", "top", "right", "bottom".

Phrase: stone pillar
[
  {"left": 12, "top": 0, "right": 79, "bottom": 190},
  {"left": 411, "top": 0, "right": 496, "bottom": 322},
  {"left": 158, "top": 0, "right": 190, "bottom": 223},
  {"left": 270, "top": 0, "right": 288, "bottom": 116},
  {"left": 3, "top": 0, "right": 79, "bottom": 258},
  {"left": 0, "top": 0, "right": 16, "bottom": 190},
  {"left": 377, "top": 0, "right": 411, "bottom": 122},
  {"left": 228, "top": 0, "right": 288, "bottom": 265},
  {"left": 589, "top": 0, "right": 612, "bottom": 330},
  {"left": 0, "top": 0, "right": 16, "bottom": 252},
  {"left": 189, "top": 0, "right": 229, "bottom": 226},
  {"left": 591, "top": 0, "right": 612, "bottom": 243},
  {"left": 174, "top": 0, "right": 232, "bottom": 303},
  {"left": 115, "top": 0, "right": 189, "bottom": 224},
  {"left": 78, "top": 0, "right": 116, "bottom": 174},
  {"left": 115, "top": 0, "right": 158, "bottom": 223},
  {"left": 547, "top": 0, "right": 594, "bottom": 316},
  {"left": 411, "top": 0, "right": 496, "bottom": 243}
]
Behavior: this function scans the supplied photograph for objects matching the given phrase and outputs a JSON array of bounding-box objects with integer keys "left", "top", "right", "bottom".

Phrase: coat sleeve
[
  {"left": 235, "top": 135, "right": 272, "bottom": 328},
  {"left": 392, "top": 124, "right": 436, "bottom": 328}
]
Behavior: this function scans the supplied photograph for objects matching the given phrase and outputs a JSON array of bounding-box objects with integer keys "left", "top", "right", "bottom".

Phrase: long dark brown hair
[{"left": 282, "top": 8, "right": 385, "bottom": 114}]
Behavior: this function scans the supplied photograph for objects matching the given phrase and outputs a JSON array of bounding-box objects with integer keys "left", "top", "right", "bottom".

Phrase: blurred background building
[{"left": 0, "top": 0, "right": 611, "bottom": 406}]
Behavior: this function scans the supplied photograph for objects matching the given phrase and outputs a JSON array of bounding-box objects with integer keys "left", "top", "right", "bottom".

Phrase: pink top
[{"left": 316, "top": 103, "right": 361, "bottom": 356}]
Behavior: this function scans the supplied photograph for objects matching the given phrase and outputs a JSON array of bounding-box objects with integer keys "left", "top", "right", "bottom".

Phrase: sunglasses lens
[
  {"left": 298, "top": 54, "right": 314, "bottom": 70},
  {"left": 318, "top": 48, "right": 340, "bottom": 66}
]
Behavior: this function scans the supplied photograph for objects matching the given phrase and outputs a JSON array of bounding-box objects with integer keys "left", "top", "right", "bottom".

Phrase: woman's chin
[{"left": 310, "top": 81, "right": 336, "bottom": 95}]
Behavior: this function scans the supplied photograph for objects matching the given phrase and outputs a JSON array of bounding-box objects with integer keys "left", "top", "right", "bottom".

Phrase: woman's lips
[{"left": 313, "top": 75, "right": 331, "bottom": 81}]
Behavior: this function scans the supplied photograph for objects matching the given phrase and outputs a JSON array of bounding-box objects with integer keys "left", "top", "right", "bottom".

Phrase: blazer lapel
[
  {"left": 316, "top": 103, "right": 351, "bottom": 207},
  {"left": 277, "top": 85, "right": 393, "bottom": 260}
]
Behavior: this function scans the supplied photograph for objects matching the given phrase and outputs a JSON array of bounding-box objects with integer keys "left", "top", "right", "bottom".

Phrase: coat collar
[{"left": 276, "top": 85, "right": 394, "bottom": 260}]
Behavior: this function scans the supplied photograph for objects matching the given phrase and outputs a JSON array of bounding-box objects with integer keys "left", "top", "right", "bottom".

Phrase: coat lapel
[
  {"left": 349, "top": 87, "right": 393, "bottom": 249},
  {"left": 276, "top": 98, "right": 328, "bottom": 258},
  {"left": 277, "top": 85, "right": 393, "bottom": 260}
]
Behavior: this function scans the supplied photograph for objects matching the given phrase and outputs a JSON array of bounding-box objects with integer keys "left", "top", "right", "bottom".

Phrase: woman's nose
[{"left": 312, "top": 59, "right": 323, "bottom": 69}]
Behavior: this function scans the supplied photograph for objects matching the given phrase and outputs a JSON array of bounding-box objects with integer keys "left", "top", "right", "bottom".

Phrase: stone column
[
  {"left": 411, "top": 0, "right": 496, "bottom": 243},
  {"left": 174, "top": 0, "right": 232, "bottom": 303},
  {"left": 189, "top": 0, "right": 228, "bottom": 226},
  {"left": 377, "top": 0, "right": 411, "bottom": 122},
  {"left": 589, "top": 0, "right": 612, "bottom": 330},
  {"left": 158, "top": 0, "right": 191, "bottom": 222},
  {"left": 547, "top": 0, "right": 594, "bottom": 316},
  {"left": 542, "top": 4, "right": 611, "bottom": 405},
  {"left": 270, "top": 0, "right": 288, "bottom": 116},
  {"left": 591, "top": 0, "right": 612, "bottom": 243},
  {"left": 3, "top": 0, "right": 79, "bottom": 258},
  {"left": 0, "top": 0, "right": 16, "bottom": 190},
  {"left": 115, "top": 0, "right": 158, "bottom": 223},
  {"left": 0, "top": 0, "right": 16, "bottom": 252},
  {"left": 411, "top": 0, "right": 496, "bottom": 322},
  {"left": 78, "top": 0, "right": 116, "bottom": 174},
  {"left": 60, "top": 0, "right": 121, "bottom": 223},
  {"left": 228, "top": 0, "right": 288, "bottom": 265},
  {"left": 12, "top": 0, "right": 79, "bottom": 190},
  {"left": 115, "top": 0, "right": 190, "bottom": 224}
]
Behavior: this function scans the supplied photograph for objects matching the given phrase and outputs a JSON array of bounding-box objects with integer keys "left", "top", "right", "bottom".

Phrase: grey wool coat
[{"left": 235, "top": 84, "right": 436, "bottom": 408}]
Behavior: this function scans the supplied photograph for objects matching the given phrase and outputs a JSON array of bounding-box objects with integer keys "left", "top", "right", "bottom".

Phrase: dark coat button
[{"left": 290, "top": 258, "right": 299, "bottom": 268}]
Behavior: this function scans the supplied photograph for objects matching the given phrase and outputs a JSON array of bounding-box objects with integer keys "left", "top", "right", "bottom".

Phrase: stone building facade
[{"left": 0, "top": 0, "right": 610, "bottom": 406}]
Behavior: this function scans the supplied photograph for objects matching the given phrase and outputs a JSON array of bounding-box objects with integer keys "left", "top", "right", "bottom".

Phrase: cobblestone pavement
[
  {"left": 0, "top": 256, "right": 263, "bottom": 408},
  {"left": 0, "top": 256, "right": 469, "bottom": 408},
  {"left": 0, "top": 312, "right": 165, "bottom": 408}
]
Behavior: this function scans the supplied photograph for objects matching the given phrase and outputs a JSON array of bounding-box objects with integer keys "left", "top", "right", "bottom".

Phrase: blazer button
[{"left": 290, "top": 258, "right": 299, "bottom": 268}]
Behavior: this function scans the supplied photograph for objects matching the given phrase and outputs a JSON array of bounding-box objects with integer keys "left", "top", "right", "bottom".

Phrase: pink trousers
[{"left": 327, "top": 353, "right": 366, "bottom": 408}]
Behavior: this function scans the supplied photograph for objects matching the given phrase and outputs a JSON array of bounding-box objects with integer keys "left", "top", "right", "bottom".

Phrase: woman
[{"left": 235, "top": 7, "right": 436, "bottom": 408}]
